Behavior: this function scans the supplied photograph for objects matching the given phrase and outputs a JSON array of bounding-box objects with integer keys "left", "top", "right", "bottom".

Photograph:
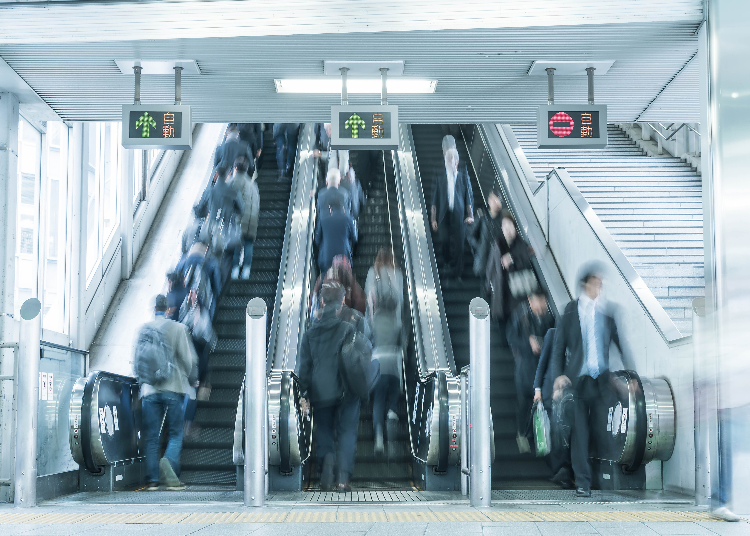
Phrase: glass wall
[
  {"left": 14, "top": 119, "right": 42, "bottom": 318},
  {"left": 85, "top": 124, "right": 99, "bottom": 281},
  {"left": 42, "top": 123, "right": 69, "bottom": 332}
]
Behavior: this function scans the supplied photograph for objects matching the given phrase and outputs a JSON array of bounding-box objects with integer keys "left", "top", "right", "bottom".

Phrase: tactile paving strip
[{"left": 0, "top": 510, "right": 736, "bottom": 524}]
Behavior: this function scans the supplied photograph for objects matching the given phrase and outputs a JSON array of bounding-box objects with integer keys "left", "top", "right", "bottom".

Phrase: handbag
[
  {"left": 508, "top": 269, "right": 538, "bottom": 299},
  {"left": 533, "top": 401, "right": 551, "bottom": 457}
]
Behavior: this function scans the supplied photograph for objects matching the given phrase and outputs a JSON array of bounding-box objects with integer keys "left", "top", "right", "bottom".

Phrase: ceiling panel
[
  {"left": 0, "top": 0, "right": 703, "bottom": 43},
  {"left": 0, "top": 22, "right": 701, "bottom": 123}
]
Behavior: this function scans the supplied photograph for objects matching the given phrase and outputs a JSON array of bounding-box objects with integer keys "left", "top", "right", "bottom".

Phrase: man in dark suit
[
  {"left": 315, "top": 196, "right": 357, "bottom": 275},
  {"left": 431, "top": 148, "right": 474, "bottom": 281},
  {"left": 550, "top": 262, "right": 634, "bottom": 497}
]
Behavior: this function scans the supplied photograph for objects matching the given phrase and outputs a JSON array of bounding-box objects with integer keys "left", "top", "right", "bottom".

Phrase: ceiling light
[{"left": 274, "top": 78, "right": 437, "bottom": 94}]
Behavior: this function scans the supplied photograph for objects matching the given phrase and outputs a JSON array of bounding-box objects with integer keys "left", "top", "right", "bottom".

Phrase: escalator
[
  {"left": 180, "top": 127, "right": 293, "bottom": 485},
  {"left": 410, "top": 125, "right": 551, "bottom": 487}
]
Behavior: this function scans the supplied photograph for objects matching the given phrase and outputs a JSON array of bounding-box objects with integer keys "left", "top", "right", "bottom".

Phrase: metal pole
[
  {"left": 586, "top": 67, "right": 596, "bottom": 105},
  {"left": 380, "top": 68, "right": 388, "bottom": 106},
  {"left": 245, "top": 297, "right": 267, "bottom": 507},
  {"left": 546, "top": 68, "right": 555, "bottom": 105},
  {"left": 133, "top": 65, "right": 142, "bottom": 105},
  {"left": 469, "top": 297, "right": 491, "bottom": 507},
  {"left": 14, "top": 298, "right": 41, "bottom": 508},
  {"left": 340, "top": 67, "right": 349, "bottom": 106},
  {"left": 174, "top": 66, "right": 183, "bottom": 105},
  {"left": 460, "top": 371, "right": 469, "bottom": 495}
]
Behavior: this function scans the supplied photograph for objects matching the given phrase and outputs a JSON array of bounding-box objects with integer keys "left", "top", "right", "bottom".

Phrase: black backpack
[
  {"left": 181, "top": 257, "right": 214, "bottom": 316},
  {"left": 134, "top": 325, "right": 173, "bottom": 385},
  {"left": 374, "top": 269, "right": 399, "bottom": 313},
  {"left": 339, "top": 327, "right": 380, "bottom": 399}
]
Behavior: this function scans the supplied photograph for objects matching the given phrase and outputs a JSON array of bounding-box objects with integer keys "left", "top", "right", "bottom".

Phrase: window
[
  {"left": 132, "top": 149, "right": 143, "bottom": 208},
  {"left": 14, "top": 119, "right": 42, "bottom": 318},
  {"left": 85, "top": 122, "right": 121, "bottom": 285},
  {"left": 42, "top": 122, "right": 69, "bottom": 333}
]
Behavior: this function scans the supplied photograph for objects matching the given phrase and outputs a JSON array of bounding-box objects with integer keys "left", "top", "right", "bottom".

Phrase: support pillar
[
  {"left": 0, "top": 93, "right": 19, "bottom": 339},
  {"left": 468, "top": 298, "right": 490, "bottom": 507},
  {"left": 245, "top": 298, "right": 267, "bottom": 507}
]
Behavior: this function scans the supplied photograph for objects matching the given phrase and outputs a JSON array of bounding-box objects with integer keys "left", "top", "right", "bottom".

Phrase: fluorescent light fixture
[{"left": 274, "top": 78, "right": 437, "bottom": 94}]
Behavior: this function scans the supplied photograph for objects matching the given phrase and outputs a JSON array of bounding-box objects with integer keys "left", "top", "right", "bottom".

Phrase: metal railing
[{"left": 645, "top": 122, "right": 701, "bottom": 141}]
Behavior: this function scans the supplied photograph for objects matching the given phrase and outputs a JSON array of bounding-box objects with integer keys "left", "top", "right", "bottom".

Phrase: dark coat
[
  {"left": 550, "top": 299, "right": 631, "bottom": 388},
  {"left": 506, "top": 300, "right": 554, "bottom": 364},
  {"left": 317, "top": 186, "right": 352, "bottom": 216},
  {"left": 175, "top": 253, "right": 223, "bottom": 306},
  {"left": 297, "top": 306, "right": 354, "bottom": 407},
  {"left": 469, "top": 213, "right": 503, "bottom": 277},
  {"left": 431, "top": 167, "right": 473, "bottom": 225},
  {"left": 194, "top": 178, "right": 244, "bottom": 224},
  {"left": 315, "top": 209, "right": 357, "bottom": 273},
  {"left": 214, "top": 138, "right": 253, "bottom": 172},
  {"left": 534, "top": 328, "right": 557, "bottom": 406},
  {"left": 237, "top": 124, "right": 263, "bottom": 158}
]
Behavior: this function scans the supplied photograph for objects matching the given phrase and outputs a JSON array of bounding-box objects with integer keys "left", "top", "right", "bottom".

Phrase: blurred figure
[
  {"left": 310, "top": 255, "right": 366, "bottom": 322},
  {"left": 272, "top": 123, "right": 300, "bottom": 181},
  {"left": 135, "top": 295, "right": 197, "bottom": 491},
  {"left": 194, "top": 166, "right": 244, "bottom": 264},
  {"left": 506, "top": 290, "right": 553, "bottom": 454},
  {"left": 165, "top": 271, "right": 187, "bottom": 321},
  {"left": 431, "top": 147, "right": 474, "bottom": 282},
  {"left": 229, "top": 156, "right": 260, "bottom": 280},
  {"left": 469, "top": 189, "right": 506, "bottom": 319},
  {"left": 341, "top": 168, "right": 366, "bottom": 221},
  {"left": 298, "top": 282, "right": 360, "bottom": 492},
  {"left": 315, "top": 197, "right": 357, "bottom": 275},
  {"left": 236, "top": 123, "right": 263, "bottom": 173},
  {"left": 442, "top": 134, "right": 456, "bottom": 156},
  {"left": 317, "top": 168, "right": 352, "bottom": 217},
  {"left": 500, "top": 212, "right": 536, "bottom": 313},
  {"left": 533, "top": 328, "right": 574, "bottom": 489},
  {"left": 313, "top": 123, "right": 332, "bottom": 188},
  {"left": 550, "top": 263, "right": 634, "bottom": 497},
  {"left": 350, "top": 150, "right": 382, "bottom": 193},
  {"left": 329, "top": 146, "right": 350, "bottom": 182},
  {"left": 215, "top": 125, "right": 253, "bottom": 177},
  {"left": 365, "top": 247, "right": 405, "bottom": 456},
  {"left": 176, "top": 241, "right": 222, "bottom": 319}
]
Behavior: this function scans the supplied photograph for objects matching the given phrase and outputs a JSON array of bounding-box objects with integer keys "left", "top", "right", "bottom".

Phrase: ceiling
[{"left": 0, "top": 1, "right": 704, "bottom": 124}]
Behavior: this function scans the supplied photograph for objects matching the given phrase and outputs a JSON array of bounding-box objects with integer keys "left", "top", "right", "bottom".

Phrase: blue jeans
[
  {"left": 142, "top": 391, "right": 185, "bottom": 484},
  {"left": 372, "top": 374, "right": 400, "bottom": 431},
  {"left": 233, "top": 239, "right": 254, "bottom": 268},
  {"left": 274, "top": 126, "right": 299, "bottom": 172}
]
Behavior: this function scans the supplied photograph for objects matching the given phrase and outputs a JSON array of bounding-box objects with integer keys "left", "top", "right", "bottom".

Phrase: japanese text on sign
[
  {"left": 338, "top": 111, "right": 391, "bottom": 140},
  {"left": 129, "top": 111, "right": 182, "bottom": 140},
  {"left": 547, "top": 110, "right": 601, "bottom": 139}
]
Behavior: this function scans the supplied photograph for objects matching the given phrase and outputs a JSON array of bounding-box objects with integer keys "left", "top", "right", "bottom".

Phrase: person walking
[
  {"left": 298, "top": 282, "right": 360, "bottom": 492},
  {"left": 272, "top": 123, "right": 300, "bottom": 181},
  {"left": 549, "top": 263, "right": 634, "bottom": 497},
  {"left": 229, "top": 156, "right": 260, "bottom": 280},
  {"left": 431, "top": 147, "right": 474, "bottom": 283},
  {"left": 135, "top": 295, "right": 198, "bottom": 491}
]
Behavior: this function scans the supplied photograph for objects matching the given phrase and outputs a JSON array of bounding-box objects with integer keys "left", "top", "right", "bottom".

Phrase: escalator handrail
[{"left": 393, "top": 124, "right": 456, "bottom": 378}]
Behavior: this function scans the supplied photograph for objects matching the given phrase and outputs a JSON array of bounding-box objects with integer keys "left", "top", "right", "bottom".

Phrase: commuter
[
  {"left": 194, "top": 166, "right": 244, "bottom": 260},
  {"left": 315, "top": 197, "right": 357, "bottom": 275},
  {"left": 134, "top": 295, "right": 198, "bottom": 491},
  {"left": 272, "top": 123, "right": 300, "bottom": 181},
  {"left": 442, "top": 134, "right": 456, "bottom": 156},
  {"left": 506, "top": 290, "right": 554, "bottom": 454},
  {"left": 317, "top": 168, "right": 352, "bottom": 216},
  {"left": 500, "top": 212, "right": 536, "bottom": 313},
  {"left": 350, "top": 150, "right": 382, "bottom": 193},
  {"left": 468, "top": 189, "right": 506, "bottom": 318},
  {"left": 176, "top": 241, "right": 222, "bottom": 319},
  {"left": 237, "top": 123, "right": 263, "bottom": 170},
  {"left": 215, "top": 125, "right": 253, "bottom": 176},
  {"left": 341, "top": 168, "right": 366, "bottom": 221},
  {"left": 310, "top": 256, "right": 366, "bottom": 321},
  {"left": 228, "top": 156, "right": 260, "bottom": 280},
  {"left": 298, "top": 281, "right": 360, "bottom": 492},
  {"left": 533, "top": 328, "right": 574, "bottom": 489},
  {"left": 550, "top": 262, "right": 634, "bottom": 497},
  {"left": 365, "top": 247, "right": 405, "bottom": 456},
  {"left": 329, "top": 147, "right": 350, "bottom": 181},
  {"left": 165, "top": 271, "right": 187, "bottom": 321},
  {"left": 313, "top": 123, "right": 332, "bottom": 188},
  {"left": 430, "top": 147, "right": 474, "bottom": 283}
]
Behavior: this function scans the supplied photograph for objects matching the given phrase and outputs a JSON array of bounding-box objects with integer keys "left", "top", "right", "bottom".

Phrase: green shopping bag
[{"left": 533, "top": 401, "right": 551, "bottom": 457}]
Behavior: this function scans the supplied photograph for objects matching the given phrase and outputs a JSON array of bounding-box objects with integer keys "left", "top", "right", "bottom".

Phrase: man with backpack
[
  {"left": 135, "top": 295, "right": 198, "bottom": 491},
  {"left": 176, "top": 241, "right": 222, "bottom": 319},
  {"left": 298, "top": 281, "right": 369, "bottom": 492}
]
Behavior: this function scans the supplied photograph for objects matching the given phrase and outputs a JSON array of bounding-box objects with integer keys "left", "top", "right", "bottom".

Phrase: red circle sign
[{"left": 549, "top": 112, "right": 575, "bottom": 137}]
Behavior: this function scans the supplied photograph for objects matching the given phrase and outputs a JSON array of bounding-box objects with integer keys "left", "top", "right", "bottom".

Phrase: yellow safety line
[{"left": 0, "top": 510, "right": 741, "bottom": 524}]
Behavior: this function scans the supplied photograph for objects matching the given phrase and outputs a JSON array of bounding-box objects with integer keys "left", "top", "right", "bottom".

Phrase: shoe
[
  {"left": 516, "top": 433, "right": 531, "bottom": 454},
  {"left": 241, "top": 266, "right": 251, "bottom": 280},
  {"left": 387, "top": 410, "right": 399, "bottom": 421},
  {"left": 374, "top": 425, "right": 385, "bottom": 457},
  {"left": 712, "top": 506, "right": 741, "bottom": 522},
  {"left": 575, "top": 487, "right": 592, "bottom": 498},
  {"left": 159, "top": 458, "right": 185, "bottom": 490},
  {"left": 231, "top": 266, "right": 240, "bottom": 280},
  {"left": 145, "top": 482, "right": 159, "bottom": 491},
  {"left": 550, "top": 467, "right": 574, "bottom": 489},
  {"left": 337, "top": 471, "right": 351, "bottom": 492},
  {"left": 320, "top": 453, "right": 335, "bottom": 491}
]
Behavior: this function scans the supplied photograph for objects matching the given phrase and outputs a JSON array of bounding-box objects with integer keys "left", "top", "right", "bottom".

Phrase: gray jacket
[
  {"left": 138, "top": 316, "right": 198, "bottom": 396},
  {"left": 230, "top": 171, "right": 260, "bottom": 240}
]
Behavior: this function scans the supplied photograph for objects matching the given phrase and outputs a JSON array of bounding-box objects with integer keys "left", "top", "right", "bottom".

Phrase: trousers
[
  {"left": 438, "top": 209, "right": 466, "bottom": 278},
  {"left": 372, "top": 374, "right": 400, "bottom": 432},
  {"left": 274, "top": 126, "right": 299, "bottom": 172},
  {"left": 571, "top": 374, "right": 609, "bottom": 490},
  {"left": 314, "top": 394, "right": 361, "bottom": 480},
  {"left": 142, "top": 391, "right": 185, "bottom": 484}
]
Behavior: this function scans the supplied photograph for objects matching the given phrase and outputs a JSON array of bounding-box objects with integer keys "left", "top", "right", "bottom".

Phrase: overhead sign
[
  {"left": 537, "top": 104, "right": 607, "bottom": 149},
  {"left": 330, "top": 105, "right": 398, "bottom": 150},
  {"left": 121, "top": 104, "right": 192, "bottom": 150}
]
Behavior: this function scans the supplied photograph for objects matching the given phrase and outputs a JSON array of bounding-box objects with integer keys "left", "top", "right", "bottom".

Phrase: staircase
[
  {"left": 511, "top": 124, "right": 703, "bottom": 336},
  {"left": 180, "top": 128, "right": 292, "bottom": 485}
]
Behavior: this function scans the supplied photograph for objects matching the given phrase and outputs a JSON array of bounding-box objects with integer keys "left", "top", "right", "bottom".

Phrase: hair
[
  {"left": 214, "top": 165, "right": 229, "bottom": 181},
  {"left": 227, "top": 123, "right": 239, "bottom": 131},
  {"left": 374, "top": 246, "right": 396, "bottom": 271},
  {"left": 326, "top": 168, "right": 341, "bottom": 187},
  {"left": 320, "top": 280, "right": 346, "bottom": 306},
  {"left": 235, "top": 157, "right": 250, "bottom": 174},
  {"left": 154, "top": 294, "right": 168, "bottom": 312},
  {"left": 442, "top": 134, "right": 456, "bottom": 154},
  {"left": 166, "top": 272, "right": 182, "bottom": 285},
  {"left": 578, "top": 261, "right": 606, "bottom": 289}
]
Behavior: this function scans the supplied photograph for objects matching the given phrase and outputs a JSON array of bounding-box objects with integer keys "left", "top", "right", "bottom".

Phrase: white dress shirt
[
  {"left": 445, "top": 164, "right": 457, "bottom": 210},
  {"left": 578, "top": 294, "right": 600, "bottom": 378}
]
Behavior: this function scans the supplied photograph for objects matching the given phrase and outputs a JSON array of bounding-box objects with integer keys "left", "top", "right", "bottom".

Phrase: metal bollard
[
  {"left": 245, "top": 298, "right": 267, "bottom": 507},
  {"left": 468, "top": 297, "right": 491, "bottom": 507},
  {"left": 15, "top": 298, "right": 41, "bottom": 507},
  {"left": 460, "top": 369, "right": 469, "bottom": 495}
]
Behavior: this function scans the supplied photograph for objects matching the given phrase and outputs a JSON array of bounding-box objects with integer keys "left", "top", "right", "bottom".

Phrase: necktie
[{"left": 586, "top": 303, "right": 599, "bottom": 379}]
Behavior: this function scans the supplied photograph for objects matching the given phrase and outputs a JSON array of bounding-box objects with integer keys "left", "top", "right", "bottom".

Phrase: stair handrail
[{"left": 492, "top": 124, "right": 688, "bottom": 345}]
